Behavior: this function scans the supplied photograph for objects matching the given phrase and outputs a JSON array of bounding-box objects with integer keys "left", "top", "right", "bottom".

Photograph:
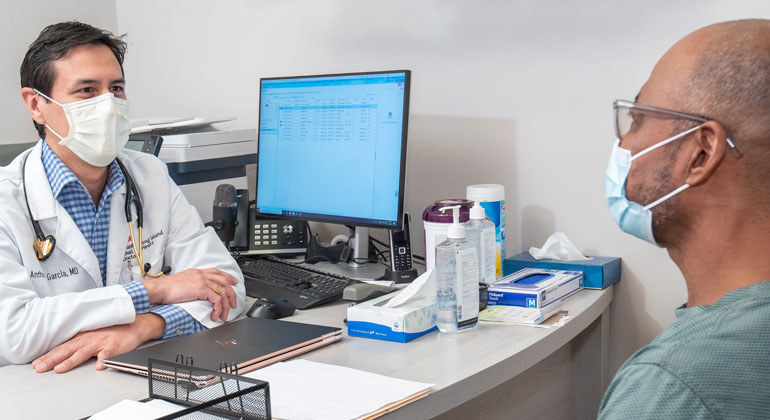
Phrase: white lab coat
[{"left": 0, "top": 141, "right": 245, "bottom": 365}]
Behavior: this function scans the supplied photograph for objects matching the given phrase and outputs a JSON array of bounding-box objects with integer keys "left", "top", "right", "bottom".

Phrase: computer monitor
[{"left": 255, "top": 70, "right": 411, "bottom": 264}]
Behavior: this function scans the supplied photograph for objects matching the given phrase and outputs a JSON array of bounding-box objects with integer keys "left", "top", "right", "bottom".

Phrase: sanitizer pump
[
  {"left": 435, "top": 205, "right": 479, "bottom": 333},
  {"left": 466, "top": 201, "right": 497, "bottom": 285}
]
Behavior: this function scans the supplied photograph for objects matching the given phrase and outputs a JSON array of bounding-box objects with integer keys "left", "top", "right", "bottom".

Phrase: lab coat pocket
[{"left": 120, "top": 258, "right": 144, "bottom": 283}]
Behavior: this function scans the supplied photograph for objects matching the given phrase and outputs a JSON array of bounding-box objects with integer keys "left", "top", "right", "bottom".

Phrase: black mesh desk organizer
[{"left": 147, "top": 358, "right": 271, "bottom": 419}]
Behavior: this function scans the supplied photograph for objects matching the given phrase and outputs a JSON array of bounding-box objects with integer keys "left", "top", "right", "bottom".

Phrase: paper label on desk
[
  {"left": 480, "top": 225, "right": 497, "bottom": 283},
  {"left": 479, "top": 300, "right": 562, "bottom": 325},
  {"left": 455, "top": 247, "right": 479, "bottom": 327}
]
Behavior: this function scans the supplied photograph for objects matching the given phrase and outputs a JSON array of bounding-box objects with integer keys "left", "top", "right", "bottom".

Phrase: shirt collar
[
  {"left": 41, "top": 141, "right": 125, "bottom": 199},
  {"left": 675, "top": 280, "right": 770, "bottom": 319}
]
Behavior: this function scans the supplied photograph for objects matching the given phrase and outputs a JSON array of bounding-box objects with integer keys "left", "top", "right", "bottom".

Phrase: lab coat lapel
[
  {"left": 25, "top": 143, "right": 102, "bottom": 287},
  {"left": 52, "top": 210, "right": 102, "bottom": 288},
  {"left": 24, "top": 142, "right": 58, "bottom": 219},
  {"left": 105, "top": 184, "right": 129, "bottom": 286}
]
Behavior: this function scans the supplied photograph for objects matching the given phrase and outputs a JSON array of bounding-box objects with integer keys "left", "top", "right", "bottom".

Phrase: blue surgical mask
[{"left": 605, "top": 126, "right": 699, "bottom": 246}]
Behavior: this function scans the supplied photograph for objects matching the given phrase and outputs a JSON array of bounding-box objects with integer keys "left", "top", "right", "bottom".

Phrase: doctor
[{"left": 0, "top": 21, "right": 245, "bottom": 373}]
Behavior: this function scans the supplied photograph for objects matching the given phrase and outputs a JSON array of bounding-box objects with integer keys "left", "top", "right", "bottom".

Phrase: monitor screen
[{"left": 255, "top": 70, "right": 410, "bottom": 229}]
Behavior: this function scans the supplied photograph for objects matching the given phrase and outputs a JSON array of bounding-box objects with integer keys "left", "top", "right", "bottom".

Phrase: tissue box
[
  {"left": 347, "top": 292, "right": 437, "bottom": 343},
  {"left": 488, "top": 268, "right": 583, "bottom": 309},
  {"left": 503, "top": 252, "right": 621, "bottom": 289}
]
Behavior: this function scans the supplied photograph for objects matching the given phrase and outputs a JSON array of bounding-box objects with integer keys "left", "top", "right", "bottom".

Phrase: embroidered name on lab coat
[
  {"left": 122, "top": 230, "right": 164, "bottom": 262},
  {"left": 30, "top": 267, "right": 79, "bottom": 280}
]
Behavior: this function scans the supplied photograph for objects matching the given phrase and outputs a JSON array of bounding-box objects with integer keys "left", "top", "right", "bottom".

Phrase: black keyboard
[{"left": 238, "top": 257, "right": 358, "bottom": 309}]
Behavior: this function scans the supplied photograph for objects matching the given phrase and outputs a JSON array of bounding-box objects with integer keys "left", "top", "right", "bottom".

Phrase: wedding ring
[{"left": 212, "top": 284, "right": 222, "bottom": 295}]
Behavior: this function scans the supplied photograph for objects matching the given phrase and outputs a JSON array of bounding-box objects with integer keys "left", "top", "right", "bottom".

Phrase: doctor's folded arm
[{"left": 0, "top": 22, "right": 245, "bottom": 373}]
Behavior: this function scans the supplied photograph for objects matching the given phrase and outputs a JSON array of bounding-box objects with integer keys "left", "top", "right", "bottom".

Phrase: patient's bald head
[
  {"left": 683, "top": 20, "right": 770, "bottom": 146},
  {"left": 659, "top": 20, "right": 770, "bottom": 192}
]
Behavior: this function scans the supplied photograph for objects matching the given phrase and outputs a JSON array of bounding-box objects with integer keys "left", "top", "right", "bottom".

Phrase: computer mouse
[
  {"left": 342, "top": 283, "right": 398, "bottom": 303},
  {"left": 246, "top": 298, "right": 297, "bottom": 319}
]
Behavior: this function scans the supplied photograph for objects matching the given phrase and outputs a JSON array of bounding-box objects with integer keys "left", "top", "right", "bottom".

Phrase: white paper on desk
[
  {"left": 245, "top": 359, "right": 433, "bottom": 420},
  {"left": 361, "top": 279, "right": 396, "bottom": 287},
  {"left": 89, "top": 399, "right": 179, "bottom": 420},
  {"left": 529, "top": 232, "right": 591, "bottom": 261},
  {"left": 383, "top": 268, "right": 435, "bottom": 308},
  {"left": 479, "top": 300, "right": 563, "bottom": 325},
  {"left": 145, "top": 399, "right": 229, "bottom": 420}
]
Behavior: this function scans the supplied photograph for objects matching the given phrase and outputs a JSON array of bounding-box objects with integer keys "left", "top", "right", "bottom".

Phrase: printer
[{"left": 130, "top": 117, "right": 256, "bottom": 223}]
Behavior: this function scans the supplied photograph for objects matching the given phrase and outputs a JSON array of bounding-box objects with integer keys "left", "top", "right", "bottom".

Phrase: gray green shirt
[{"left": 598, "top": 281, "right": 770, "bottom": 420}]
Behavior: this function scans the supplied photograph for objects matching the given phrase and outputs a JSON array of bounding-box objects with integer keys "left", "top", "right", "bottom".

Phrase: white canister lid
[{"left": 466, "top": 184, "right": 505, "bottom": 202}]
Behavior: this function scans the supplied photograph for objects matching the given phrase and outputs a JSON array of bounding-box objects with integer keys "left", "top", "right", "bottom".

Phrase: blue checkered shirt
[{"left": 42, "top": 142, "right": 204, "bottom": 339}]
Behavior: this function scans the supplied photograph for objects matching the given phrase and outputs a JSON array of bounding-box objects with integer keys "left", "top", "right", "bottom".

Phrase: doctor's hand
[
  {"left": 142, "top": 268, "right": 238, "bottom": 322},
  {"left": 31, "top": 313, "right": 165, "bottom": 374}
]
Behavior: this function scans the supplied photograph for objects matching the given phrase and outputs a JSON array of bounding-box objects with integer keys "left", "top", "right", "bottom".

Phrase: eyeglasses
[{"left": 613, "top": 99, "right": 743, "bottom": 158}]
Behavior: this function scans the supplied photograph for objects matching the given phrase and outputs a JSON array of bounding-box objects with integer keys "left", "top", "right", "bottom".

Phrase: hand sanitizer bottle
[
  {"left": 435, "top": 205, "right": 479, "bottom": 333},
  {"left": 466, "top": 201, "right": 497, "bottom": 285}
]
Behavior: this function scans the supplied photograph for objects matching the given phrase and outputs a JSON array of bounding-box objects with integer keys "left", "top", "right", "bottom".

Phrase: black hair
[{"left": 20, "top": 21, "right": 127, "bottom": 139}]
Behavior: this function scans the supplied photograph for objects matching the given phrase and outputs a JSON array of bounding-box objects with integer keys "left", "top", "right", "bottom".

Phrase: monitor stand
[{"left": 348, "top": 226, "right": 369, "bottom": 268}]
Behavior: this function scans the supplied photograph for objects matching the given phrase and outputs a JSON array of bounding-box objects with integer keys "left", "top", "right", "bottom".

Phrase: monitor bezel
[{"left": 255, "top": 69, "right": 411, "bottom": 231}]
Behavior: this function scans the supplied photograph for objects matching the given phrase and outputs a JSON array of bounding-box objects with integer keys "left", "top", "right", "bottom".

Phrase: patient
[{"left": 599, "top": 19, "right": 770, "bottom": 419}]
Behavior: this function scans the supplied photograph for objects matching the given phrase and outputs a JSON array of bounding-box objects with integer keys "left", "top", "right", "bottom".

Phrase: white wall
[
  {"left": 113, "top": 0, "right": 770, "bottom": 373},
  {"left": 0, "top": 0, "right": 118, "bottom": 144}
]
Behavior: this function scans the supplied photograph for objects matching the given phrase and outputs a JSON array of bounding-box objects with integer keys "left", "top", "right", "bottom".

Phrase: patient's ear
[{"left": 684, "top": 121, "right": 727, "bottom": 187}]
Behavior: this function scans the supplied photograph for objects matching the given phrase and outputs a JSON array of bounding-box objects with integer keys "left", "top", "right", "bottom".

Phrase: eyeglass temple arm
[{"left": 726, "top": 138, "right": 743, "bottom": 158}]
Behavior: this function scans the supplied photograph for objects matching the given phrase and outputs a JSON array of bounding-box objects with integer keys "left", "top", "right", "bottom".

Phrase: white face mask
[{"left": 35, "top": 90, "right": 131, "bottom": 167}]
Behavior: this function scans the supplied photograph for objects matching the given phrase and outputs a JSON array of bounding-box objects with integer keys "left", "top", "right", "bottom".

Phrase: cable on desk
[
  {"left": 370, "top": 236, "right": 390, "bottom": 249},
  {"left": 300, "top": 255, "right": 338, "bottom": 264},
  {"left": 357, "top": 227, "right": 424, "bottom": 267},
  {"left": 368, "top": 238, "right": 389, "bottom": 261}
]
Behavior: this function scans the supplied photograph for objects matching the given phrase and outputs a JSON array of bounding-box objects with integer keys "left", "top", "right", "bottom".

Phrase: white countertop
[{"left": 0, "top": 272, "right": 612, "bottom": 419}]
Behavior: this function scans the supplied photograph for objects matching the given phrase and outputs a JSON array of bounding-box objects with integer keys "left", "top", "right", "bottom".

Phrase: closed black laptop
[{"left": 104, "top": 317, "right": 342, "bottom": 376}]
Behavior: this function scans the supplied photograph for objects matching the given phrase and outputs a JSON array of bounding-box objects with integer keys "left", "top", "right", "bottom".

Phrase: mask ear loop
[
  {"left": 33, "top": 89, "right": 71, "bottom": 143},
  {"left": 633, "top": 123, "right": 739, "bottom": 211},
  {"left": 643, "top": 184, "right": 690, "bottom": 211},
  {"left": 33, "top": 89, "right": 63, "bottom": 106},
  {"left": 631, "top": 126, "right": 701, "bottom": 211},
  {"left": 22, "top": 153, "right": 56, "bottom": 261},
  {"left": 630, "top": 125, "right": 701, "bottom": 162},
  {"left": 627, "top": 125, "right": 700, "bottom": 213}
]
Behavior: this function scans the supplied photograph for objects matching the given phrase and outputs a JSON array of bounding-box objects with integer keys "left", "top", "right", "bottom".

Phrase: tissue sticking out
[{"left": 529, "top": 232, "right": 591, "bottom": 261}]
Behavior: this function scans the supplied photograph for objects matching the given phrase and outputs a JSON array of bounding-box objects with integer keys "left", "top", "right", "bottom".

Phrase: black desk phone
[{"left": 389, "top": 213, "right": 414, "bottom": 271}]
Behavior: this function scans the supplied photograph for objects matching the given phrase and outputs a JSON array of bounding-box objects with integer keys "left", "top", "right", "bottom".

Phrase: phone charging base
[{"left": 383, "top": 268, "right": 419, "bottom": 284}]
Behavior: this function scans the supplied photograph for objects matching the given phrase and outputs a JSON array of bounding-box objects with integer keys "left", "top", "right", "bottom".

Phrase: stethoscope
[{"left": 22, "top": 153, "right": 171, "bottom": 278}]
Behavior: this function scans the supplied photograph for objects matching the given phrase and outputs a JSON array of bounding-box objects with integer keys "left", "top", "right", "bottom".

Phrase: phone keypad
[
  {"left": 392, "top": 244, "right": 412, "bottom": 270},
  {"left": 252, "top": 217, "right": 307, "bottom": 250}
]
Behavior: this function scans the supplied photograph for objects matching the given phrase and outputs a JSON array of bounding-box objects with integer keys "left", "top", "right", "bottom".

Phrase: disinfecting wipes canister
[{"left": 467, "top": 184, "right": 505, "bottom": 277}]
